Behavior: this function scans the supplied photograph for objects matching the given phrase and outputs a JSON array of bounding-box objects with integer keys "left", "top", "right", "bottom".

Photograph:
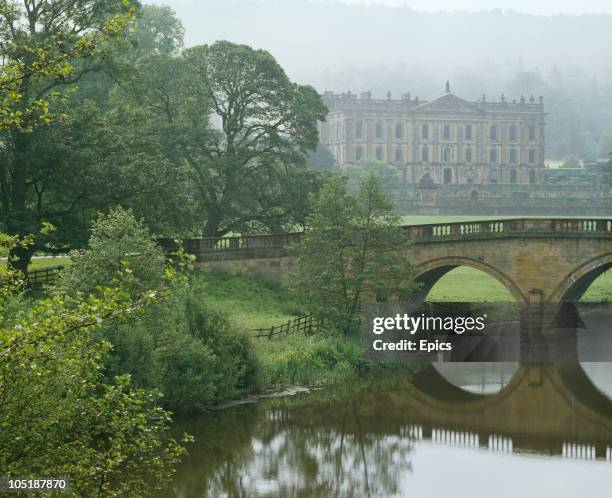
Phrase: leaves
[
  {"left": 0, "top": 228, "right": 188, "bottom": 495},
  {"left": 293, "top": 173, "right": 416, "bottom": 334}
]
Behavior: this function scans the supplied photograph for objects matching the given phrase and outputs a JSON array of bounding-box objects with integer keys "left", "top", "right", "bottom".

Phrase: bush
[
  {"left": 268, "top": 336, "right": 362, "bottom": 385},
  {"left": 102, "top": 278, "right": 260, "bottom": 414},
  {"left": 59, "top": 206, "right": 166, "bottom": 297}
]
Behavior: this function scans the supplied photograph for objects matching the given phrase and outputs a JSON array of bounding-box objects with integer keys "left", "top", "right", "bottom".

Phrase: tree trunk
[
  {"left": 5, "top": 131, "right": 37, "bottom": 276},
  {"left": 8, "top": 243, "right": 35, "bottom": 276},
  {"left": 202, "top": 207, "right": 224, "bottom": 238}
]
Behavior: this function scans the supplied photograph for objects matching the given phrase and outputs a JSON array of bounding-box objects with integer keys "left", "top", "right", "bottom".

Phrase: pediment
[{"left": 415, "top": 93, "right": 483, "bottom": 114}]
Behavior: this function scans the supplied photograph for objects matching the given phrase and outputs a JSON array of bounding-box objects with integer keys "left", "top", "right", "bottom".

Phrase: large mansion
[{"left": 319, "top": 83, "right": 546, "bottom": 185}]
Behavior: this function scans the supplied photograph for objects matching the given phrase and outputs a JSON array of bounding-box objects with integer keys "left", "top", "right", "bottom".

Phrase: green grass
[
  {"left": 0, "top": 256, "right": 70, "bottom": 271},
  {"left": 201, "top": 271, "right": 363, "bottom": 387},
  {"left": 427, "top": 266, "right": 612, "bottom": 302},
  {"left": 202, "top": 271, "right": 304, "bottom": 330},
  {"left": 427, "top": 266, "right": 514, "bottom": 302},
  {"left": 201, "top": 267, "right": 612, "bottom": 388},
  {"left": 28, "top": 257, "right": 70, "bottom": 271}
]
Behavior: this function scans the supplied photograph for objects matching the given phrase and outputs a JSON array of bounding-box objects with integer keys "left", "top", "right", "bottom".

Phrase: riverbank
[{"left": 197, "top": 267, "right": 612, "bottom": 406}]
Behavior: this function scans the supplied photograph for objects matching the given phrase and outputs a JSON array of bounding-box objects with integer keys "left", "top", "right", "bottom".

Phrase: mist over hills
[{"left": 147, "top": 0, "right": 612, "bottom": 159}]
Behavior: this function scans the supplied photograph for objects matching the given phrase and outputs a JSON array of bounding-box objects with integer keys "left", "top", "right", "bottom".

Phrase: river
[{"left": 160, "top": 360, "right": 612, "bottom": 498}]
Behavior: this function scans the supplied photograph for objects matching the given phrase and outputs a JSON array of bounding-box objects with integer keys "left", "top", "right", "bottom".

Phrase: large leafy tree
[
  {"left": 293, "top": 173, "right": 415, "bottom": 334},
  {"left": 124, "top": 41, "right": 328, "bottom": 237},
  {"left": 0, "top": 0, "right": 137, "bottom": 272}
]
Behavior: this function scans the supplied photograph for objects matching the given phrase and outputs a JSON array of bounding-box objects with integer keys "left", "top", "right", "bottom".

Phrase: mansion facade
[{"left": 319, "top": 83, "right": 546, "bottom": 185}]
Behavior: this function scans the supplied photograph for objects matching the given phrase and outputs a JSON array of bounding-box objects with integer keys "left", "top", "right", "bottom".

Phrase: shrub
[
  {"left": 59, "top": 206, "right": 166, "bottom": 297},
  {"left": 102, "top": 278, "right": 260, "bottom": 414}
]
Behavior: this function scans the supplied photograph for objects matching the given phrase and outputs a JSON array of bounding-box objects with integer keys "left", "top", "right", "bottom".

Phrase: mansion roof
[{"left": 322, "top": 84, "right": 545, "bottom": 116}]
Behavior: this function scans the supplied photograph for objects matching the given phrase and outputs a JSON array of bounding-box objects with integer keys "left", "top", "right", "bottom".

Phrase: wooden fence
[
  {"left": 26, "top": 265, "right": 64, "bottom": 288},
  {"left": 252, "top": 314, "right": 319, "bottom": 340}
]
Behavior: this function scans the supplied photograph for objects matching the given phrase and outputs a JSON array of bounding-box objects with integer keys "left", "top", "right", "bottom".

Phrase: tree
[
  {"left": 0, "top": 0, "right": 137, "bottom": 273},
  {"left": 343, "top": 158, "right": 401, "bottom": 195},
  {"left": 130, "top": 4, "right": 184, "bottom": 60},
  {"left": 306, "top": 143, "right": 336, "bottom": 170},
  {"left": 59, "top": 206, "right": 167, "bottom": 297},
  {"left": 293, "top": 173, "right": 415, "bottom": 334},
  {"left": 0, "top": 230, "right": 189, "bottom": 496},
  {"left": 180, "top": 41, "right": 328, "bottom": 236}
]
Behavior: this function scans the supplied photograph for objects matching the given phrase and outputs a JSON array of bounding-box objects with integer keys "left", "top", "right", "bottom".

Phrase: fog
[
  {"left": 313, "top": 0, "right": 612, "bottom": 16},
  {"left": 146, "top": 0, "right": 612, "bottom": 159}
]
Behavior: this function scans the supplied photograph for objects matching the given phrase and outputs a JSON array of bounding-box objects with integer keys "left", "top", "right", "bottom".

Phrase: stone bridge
[{"left": 160, "top": 218, "right": 612, "bottom": 303}]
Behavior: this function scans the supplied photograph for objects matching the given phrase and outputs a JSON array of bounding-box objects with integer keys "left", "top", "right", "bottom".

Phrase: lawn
[
  {"left": 0, "top": 256, "right": 70, "bottom": 271},
  {"left": 427, "top": 266, "right": 612, "bottom": 302},
  {"left": 202, "top": 267, "right": 612, "bottom": 336},
  {"left": 202, "top": 271, "right": 304, "bottom": 330}
]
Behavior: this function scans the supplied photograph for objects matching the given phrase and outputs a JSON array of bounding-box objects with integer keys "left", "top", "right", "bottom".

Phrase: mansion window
[
  {"left": 465, "top": 146, "right": 473, "bottom": 163},
  {"left": 509, "top": 125, "right": 517, "bottom": 142},
  {"left": 355, "top": 146, "right": 363, "bottom": 161},
  {"left": 465, "top": 124, "right": 473, "bottom": 141},
  {"left": 530, "top": 169, "right": 537, "bottom": 184},
  {"left": 528, "top": 126, "right": 536, "bottom": 142},
  {"left": 443, "top": 168, "right": 453, "bottom": 184},
  {"left": 376, "top": 146, "right": 384, "bottom": 160},
  {"left": 509, "top": 148, "right": 517, "bottom": 164},
  {"left": 528, "top": 149, "right": 536, "bottom": 164},
  {"left": 490, "top": 125, "right": 498, "bottom": 141},
  {"left": 442, "top": 146, "right": 452, "bottom": 162},
  {"left": 489, "top": 148, "right": 498, "bottom": 163},
  {"left": 442, "top": 124, "right": 451, "bottom": 140},
  {"left": 490, "top": 168, "right": 499, "bottom": 184},
  {"left": 510, "top": 169, "right": 518, "bottom": 184},
  {"left": 422, "top": 145, "right": 429, "bottom": 162},
  {"left": 422, "top": 124, "right": 429, "bottom": 140},
  {"left": 466, "top": 169, "right": 475, "bottom": 183},
  {"left": 395, "top": 147, "right": 402, "bottom": 162},
  {"left": 355, "top": 121, "right": 364, "bottom": 139},
  {"left": 395, "top": 123, "right": 403, "bottom": 139},
  {"left": 375, "top": 121, "right": 384, "bottom": 139}
]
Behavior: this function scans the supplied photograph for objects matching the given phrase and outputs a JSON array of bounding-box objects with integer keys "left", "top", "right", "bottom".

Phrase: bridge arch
[
  {"left": 411, "top": 256, "right": 528, "bottom": 303},
  {"left": 549, "top": 252, "right": 612, "bottom": 302}
]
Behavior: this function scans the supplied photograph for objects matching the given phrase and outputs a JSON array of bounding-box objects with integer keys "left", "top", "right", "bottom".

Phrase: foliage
[
  {"left": 179, "top": 41, "right": 327, "bottom": 236},
  {"left": 59, "top": 206, "right": 166, "bottom": 297},
  {"left": 343, "top": 158, "right": 401, "bottom": 195},
  {"left": 268, "top": 336, "right": 363, "bottom": 385},
  {"left": 293, "top": 173, "right": 415, "bottom": 334},
  {"left": 0, "top": 0, "right": 139, "bottom": 272},
  {"left": 131, "top": 4, "right": 184, "bottom": 59},
  {"left": 102, "top": 276, "right": 260, "bottom": 413},
  {"left": 307, "top": 143, "right": 336, "bottom": 169},
  {"left": 0, "top": 230, "right": 189, "bottom": 496},
  {"left": 0, "top": 0, "right": 136, "bottom": 130}
]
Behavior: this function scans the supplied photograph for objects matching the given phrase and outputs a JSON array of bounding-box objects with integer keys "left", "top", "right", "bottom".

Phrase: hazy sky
[{"left": 320, "top": 0, "right": 612, "bottom": 15}]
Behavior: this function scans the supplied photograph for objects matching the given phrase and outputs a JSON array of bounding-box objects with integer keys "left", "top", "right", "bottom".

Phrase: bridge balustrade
[{"left": 160, "top": 218, "right": 612, "bottom": 255}]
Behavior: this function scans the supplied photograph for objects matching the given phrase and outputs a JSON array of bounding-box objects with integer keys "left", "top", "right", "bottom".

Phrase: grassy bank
[
  {"left": 202, "top": 272, "right": 363, "bottom": 387},
  {"left": 201, "top": 267, "right": 612, "bottom": 392}
]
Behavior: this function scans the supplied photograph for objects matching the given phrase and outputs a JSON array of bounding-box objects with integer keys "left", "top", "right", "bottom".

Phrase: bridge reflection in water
[{"left": 166, "top": 363, "right": 612, "bottom": 497}]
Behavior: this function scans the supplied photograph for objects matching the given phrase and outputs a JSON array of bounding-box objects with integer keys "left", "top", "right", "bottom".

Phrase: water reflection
[
  {"left": 162, "top": 361, "right": 612, "bottom": 498},
  {"left": 433, "top": 362, "right": 518, "bottom": 394}
]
